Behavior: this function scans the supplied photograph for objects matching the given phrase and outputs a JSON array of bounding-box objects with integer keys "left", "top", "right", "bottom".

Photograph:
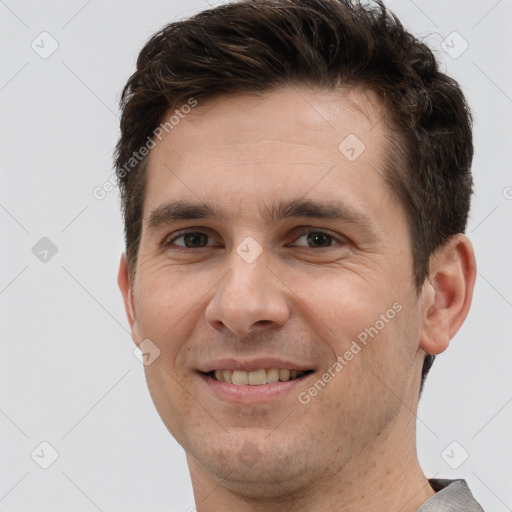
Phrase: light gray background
[{"left": 1, "top": 0, "right": 511, "bottom": 510}]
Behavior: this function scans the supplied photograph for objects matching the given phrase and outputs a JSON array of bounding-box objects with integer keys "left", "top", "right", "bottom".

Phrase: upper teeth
[{"left": 212, "top": 369, "right": 307, "bottom": 385}]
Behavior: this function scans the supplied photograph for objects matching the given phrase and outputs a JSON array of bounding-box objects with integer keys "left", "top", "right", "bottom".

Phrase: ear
[
  {"left": 419, "top": 234, "right": 476, "bottom": 355},
  {"left": 117, "top": 253, "right": 143, "bottom": 346}
]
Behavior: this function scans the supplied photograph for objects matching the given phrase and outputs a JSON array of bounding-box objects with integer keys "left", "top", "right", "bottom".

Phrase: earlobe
[
  {"left": 117, "top": 253, "right": 142, "bottom": 346},
  {"left": 419, "top": 234, "right": 476, "bottom": 355}
]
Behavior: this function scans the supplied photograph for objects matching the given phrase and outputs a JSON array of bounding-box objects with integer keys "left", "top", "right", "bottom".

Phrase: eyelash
[{"left": 162, "top": 228, "right": 346, "bottom": 250}]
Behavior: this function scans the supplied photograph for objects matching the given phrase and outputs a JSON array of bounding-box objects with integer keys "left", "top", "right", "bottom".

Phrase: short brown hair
[{"left": 114, "top": 0, "right": 474, "bottom": 393}]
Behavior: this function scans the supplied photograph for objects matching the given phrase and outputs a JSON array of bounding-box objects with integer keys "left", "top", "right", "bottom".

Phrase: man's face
[{"left": 120, "top": 86, "right": 428, "bottom": 492}]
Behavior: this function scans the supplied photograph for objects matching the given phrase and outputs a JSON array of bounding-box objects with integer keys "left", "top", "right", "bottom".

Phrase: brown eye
[
  {"left": 306, "top": 232, "right": 333, "bottom": 247},
  {"left": 165, "top": 231, "right": 212, "bottom": 249},
  {"left": 293, "top": 230, "right": 344, "bottom": 248}
]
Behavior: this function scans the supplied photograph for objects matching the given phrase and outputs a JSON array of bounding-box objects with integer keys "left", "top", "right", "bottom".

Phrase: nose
[{"left": 205, "top": 249, "right": 290, "bottom": 338}]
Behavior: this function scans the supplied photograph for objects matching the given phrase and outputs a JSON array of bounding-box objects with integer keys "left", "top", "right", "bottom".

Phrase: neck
[{"left": 187, "top": 406, "right": 436, "bottom": 512}]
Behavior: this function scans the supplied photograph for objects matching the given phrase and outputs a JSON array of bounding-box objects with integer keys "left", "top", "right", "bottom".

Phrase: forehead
[
  {"left": 155, "top": 85, "right": 385, "bottom": 150},
  {"left": 142, "top": 85, "right": 394, "bottom": 227}
]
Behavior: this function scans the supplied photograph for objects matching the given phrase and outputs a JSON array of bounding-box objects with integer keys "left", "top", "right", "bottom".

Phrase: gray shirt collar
[{"left": 416, "top": 479, "right": 485, "bottom": 511}]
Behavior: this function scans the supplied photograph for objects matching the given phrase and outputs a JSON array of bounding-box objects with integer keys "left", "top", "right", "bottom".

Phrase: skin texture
[{"left": 118, "top": 86, "right": 476, "bottom": 511}]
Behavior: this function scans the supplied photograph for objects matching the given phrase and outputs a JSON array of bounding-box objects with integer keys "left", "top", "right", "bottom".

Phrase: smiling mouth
[{"left": 205, "top": 368, "right": 314, "bottom": 385}]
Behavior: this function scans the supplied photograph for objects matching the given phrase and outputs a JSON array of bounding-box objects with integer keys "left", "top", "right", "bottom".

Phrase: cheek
[
  {"left": 133, "top": 268, "right": 208, "bottom": 364},
  {"left": 291, "top": 268, "right": 394, "bottom": 342},
  {"left": 295, "top": 269, "right": 417, "bottom": 395}
]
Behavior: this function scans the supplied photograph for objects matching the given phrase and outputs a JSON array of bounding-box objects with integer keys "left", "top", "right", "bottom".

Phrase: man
[{"left": 115, "top": 0, "right": 484, "bottom": 510}]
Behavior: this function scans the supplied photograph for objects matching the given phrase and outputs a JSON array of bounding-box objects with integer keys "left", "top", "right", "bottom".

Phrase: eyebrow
[{"left": 146, "top": 198, "right": 378, "bottom": 237}]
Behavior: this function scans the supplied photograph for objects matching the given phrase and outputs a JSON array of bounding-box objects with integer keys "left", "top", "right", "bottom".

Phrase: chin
[{"left": 186, "top": 434, "right": 322, "bottom": 498}]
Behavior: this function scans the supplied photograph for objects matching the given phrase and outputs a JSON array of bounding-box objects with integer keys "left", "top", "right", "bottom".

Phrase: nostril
[{"left": 255, "top": 320, "right": 272, "bottom": 327}]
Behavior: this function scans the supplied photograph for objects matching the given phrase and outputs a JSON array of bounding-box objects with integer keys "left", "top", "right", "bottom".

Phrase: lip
[
  {"left": 198, "top": 358, "right": 315, "bottom": 373},
  {"left": 198, "top": 370, "right": 315, "bottom": 403}
]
